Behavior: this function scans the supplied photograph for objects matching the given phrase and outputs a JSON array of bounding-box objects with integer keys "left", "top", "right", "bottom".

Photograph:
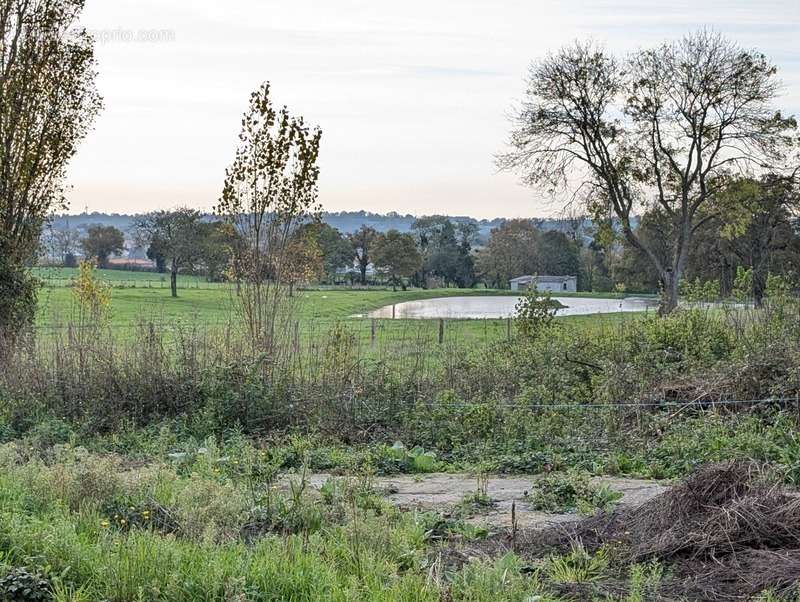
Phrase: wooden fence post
[
  {"left": 370, "top": 319, "right": 376, "bottom": 347},
  {"left": 438, "top": 319, "right": 444, "bottom": 344},
  {"left": 507, "top": 317, "right": 512, "bottom": 341}
]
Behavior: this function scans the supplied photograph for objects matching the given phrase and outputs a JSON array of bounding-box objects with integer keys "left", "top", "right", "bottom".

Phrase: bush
[
  {"left": 514, "top": 291, "right": 557, "bottom": 340},
  {"left": 0, "top": 567, "right": 51, "bottom": 602},
  {"left": 637, "top": 309, "right": 734, "bottom": 365},
  {"left": 527, "top": 470, "right": 622, "bottom": 514},
  {"left": 171, "top": 478, "right": 247, "bottom": 541},
  {"left": 0, "top": 258, "right": 38, "bottom": 337}
]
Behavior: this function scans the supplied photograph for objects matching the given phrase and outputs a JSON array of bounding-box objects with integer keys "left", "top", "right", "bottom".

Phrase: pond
[{"left": 365, "top": 295, "right": 660, "bottom": 319}]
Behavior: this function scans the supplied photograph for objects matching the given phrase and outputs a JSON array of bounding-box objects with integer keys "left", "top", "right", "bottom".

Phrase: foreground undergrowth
[{"left": 2, "top": 292, "right": 800, "bottom": 599}]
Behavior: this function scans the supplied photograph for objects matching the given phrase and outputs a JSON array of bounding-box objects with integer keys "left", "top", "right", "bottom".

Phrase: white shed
[{"left": 510, "top": 275, "right": 577, "bottom": 293}]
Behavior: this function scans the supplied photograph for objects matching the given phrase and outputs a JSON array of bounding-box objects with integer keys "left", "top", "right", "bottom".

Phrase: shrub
[
  {"left": 35, "top": 448, "right": 124, "bottom": 511},
  {"left": 171, "top": 477, "right": 247, "bottom": 541},
  {"left": 0, "top": 567, "right": 51, "bottom": 602},
  {"left": 527, "top": 470, "right": 622, "bottom": 514},
  {"left": 514, "top": 291, "right": 557, "bottom": 340},
  {"left": 637, "top": 309, "right": 734, "bottom": 365}
]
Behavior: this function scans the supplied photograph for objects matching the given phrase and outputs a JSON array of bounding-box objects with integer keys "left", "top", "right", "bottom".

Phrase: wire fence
[
  {"left": 39, "top": 277, "right": 229, "bottom": 290},
  {"left": 29, "top": 316, "right": 525, "bottom": 354},
  {"left": 418, "top": 396, "right": 798, "bottom": 410}
]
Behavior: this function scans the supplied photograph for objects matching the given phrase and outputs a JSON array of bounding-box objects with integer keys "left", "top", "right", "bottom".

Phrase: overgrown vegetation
[{"left": 3, "top": 294, "right": 800, "bottom": 597}]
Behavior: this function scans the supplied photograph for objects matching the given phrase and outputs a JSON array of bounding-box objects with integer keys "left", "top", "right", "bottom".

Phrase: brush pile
[{"left": 529, "top": 462, "right": 800, "bottom": 600}]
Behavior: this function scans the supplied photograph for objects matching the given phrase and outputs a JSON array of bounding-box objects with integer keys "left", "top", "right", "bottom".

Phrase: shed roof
[{"left": 510, "top": 275, "right": 576, "bottom": 283}]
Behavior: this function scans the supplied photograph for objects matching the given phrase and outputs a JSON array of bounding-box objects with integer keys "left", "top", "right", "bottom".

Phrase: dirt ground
[{"left": 299, "top": 472, "right": 669, "bottom": 529}]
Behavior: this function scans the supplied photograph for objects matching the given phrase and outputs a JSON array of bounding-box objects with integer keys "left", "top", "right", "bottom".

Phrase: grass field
[
  {"left": 32, "top": 266, "right": 220, "bottom": 288},
  {"left": 34, "top": 267, "right": 639, "bottom": 336}
]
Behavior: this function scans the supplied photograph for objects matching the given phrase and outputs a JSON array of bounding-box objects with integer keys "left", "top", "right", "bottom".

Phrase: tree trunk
[
  {"left": 657, "top": 226, "right": 692, "bottom": 315},
  {"left": 752, "top": 270, "right": 767, "bottom": 308},
  {"left": 659, "top": 270, "right": 680, "bottom": 315},
  {"left": 751, "top": 225, "right": 771, "bottom": 308},
  {"left": 720, "top": 253, "right": 734, "bottom": 298},
  {"left": 360, "top": 263, "right": 367, "bottom": 285},
  {"left": 170, "top": 265, "right": 178, "bottom": 298}
]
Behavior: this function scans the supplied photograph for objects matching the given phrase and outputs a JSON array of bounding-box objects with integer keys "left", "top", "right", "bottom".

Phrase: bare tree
[
  {"left": 215, "top": 82, "right": 322, "bottom": 352},
  {"left": 42, "top": 222, "right": 80, "bottom": 265},
  {"left": 499, "top": 31, "right": 796, "bottom": 313},
  {"left": 0, "top": 0, "right": 102, "bottom": 331}
]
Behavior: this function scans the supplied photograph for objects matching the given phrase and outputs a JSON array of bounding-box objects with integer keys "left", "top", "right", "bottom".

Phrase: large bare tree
[
  {"left": 0, "top": 0, "right": 101, "bottom": 331},
  {"left": 499, "top": 31, "right": 796, "bottom": 313}
]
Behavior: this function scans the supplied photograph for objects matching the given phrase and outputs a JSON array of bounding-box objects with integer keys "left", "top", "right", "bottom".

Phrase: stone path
[{"left": 294, "top": 472, "right": 669, "bottom": 529}]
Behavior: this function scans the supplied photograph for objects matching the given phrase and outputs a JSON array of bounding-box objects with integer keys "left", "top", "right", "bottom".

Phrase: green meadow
[{"left": 33, "top": 268, "right": 639, "bottom": 345}]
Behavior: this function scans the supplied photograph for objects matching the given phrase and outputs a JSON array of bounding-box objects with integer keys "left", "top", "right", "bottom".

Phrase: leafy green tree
[
  {"left": 349, "top": 225, "right": 377, "bottom": 285},
  {"left": 412, "top": 217, "right": 477, "bottom": 287},
  {"left": 372, "top": 230, "right": 422, "bottom": 291},
  {"left": 146, "top": 244, "right": 167, "bottom": 273},
  {"left": 283, "top": 228, "right": 323, "bottom": 295},
  {"left": 296, "top": 223, "right": 353, "bottom": 283},
  {"left": 0, "top": 0, "right": 102, "bottom": 333},
  {"left": 612, "top": 211, "right": 671, "bottom": 293},
  {"left": 687, "top": 174, "right": 800, "bottom": 305},
  {"left": 410, "top": 216, "right": 449, "bottom": 287},
  {"left": 718, "top": 175, "right": 800, "bottom": 306},
  {"left": 579, "top": 243, "right": 614, "bottom": 293},
  {"left": 625, "top": 174, "right": 800, "bottom": 303},
  {"left": 475, "top": 219, "right": 540, "bottom": 288},
  {"left": 196, "top": 221, "right": 239, "bottom": 282},
  {"left": 500, "top": 31, "right": 796, "bottom": 313},
  {"left": 538, "top": 231, "right": 581, "bottom": 280},
  {"left": 80, "top": 225, "right": 124, "bottom": 268},
  {"left": 134, "top": 208, "right": 204, "bottom": 297}
]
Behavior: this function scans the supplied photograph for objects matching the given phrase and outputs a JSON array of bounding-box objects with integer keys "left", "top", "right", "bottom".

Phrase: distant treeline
[{"left": 47, "top": 211, "right": 607, "bottom": 242}]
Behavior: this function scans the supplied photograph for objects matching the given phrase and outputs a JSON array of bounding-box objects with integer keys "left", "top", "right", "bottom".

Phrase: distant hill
[{"left": 50, "top": 211, "right": 594, "bottom": 242}]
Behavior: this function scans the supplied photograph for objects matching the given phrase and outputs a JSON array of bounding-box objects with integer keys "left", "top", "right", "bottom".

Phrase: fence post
[
  {"left": 438, "top": 319, "right": 444, "bottom": 344},
  {"left": 370, "top": 319, "right": 376, "bottom": 347},
  {"left": 507, "top": 317, "right": 512, "bottom": 341},
  {"left": 392, "top": 304, "right": 396, "bottom": 319}
]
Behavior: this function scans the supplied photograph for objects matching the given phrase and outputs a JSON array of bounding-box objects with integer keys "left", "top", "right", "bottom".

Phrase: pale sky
[{"left": 66, "top": 0, "right": 800, "bottom": 219}]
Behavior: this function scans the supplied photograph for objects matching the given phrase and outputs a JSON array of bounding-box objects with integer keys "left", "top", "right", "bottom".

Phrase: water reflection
[{"left": 366, "top": 296, "right": 660, "bottom": 319}]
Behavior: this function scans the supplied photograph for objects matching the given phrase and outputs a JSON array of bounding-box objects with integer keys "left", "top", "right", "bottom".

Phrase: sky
[{"left": 66, "top": 0, "right": 800, "bottom": 219}]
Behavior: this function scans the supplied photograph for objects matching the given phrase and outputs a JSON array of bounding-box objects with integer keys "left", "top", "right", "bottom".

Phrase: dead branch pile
[{"left": 528, "top": 462, "right": 800, "bottom": 600}]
